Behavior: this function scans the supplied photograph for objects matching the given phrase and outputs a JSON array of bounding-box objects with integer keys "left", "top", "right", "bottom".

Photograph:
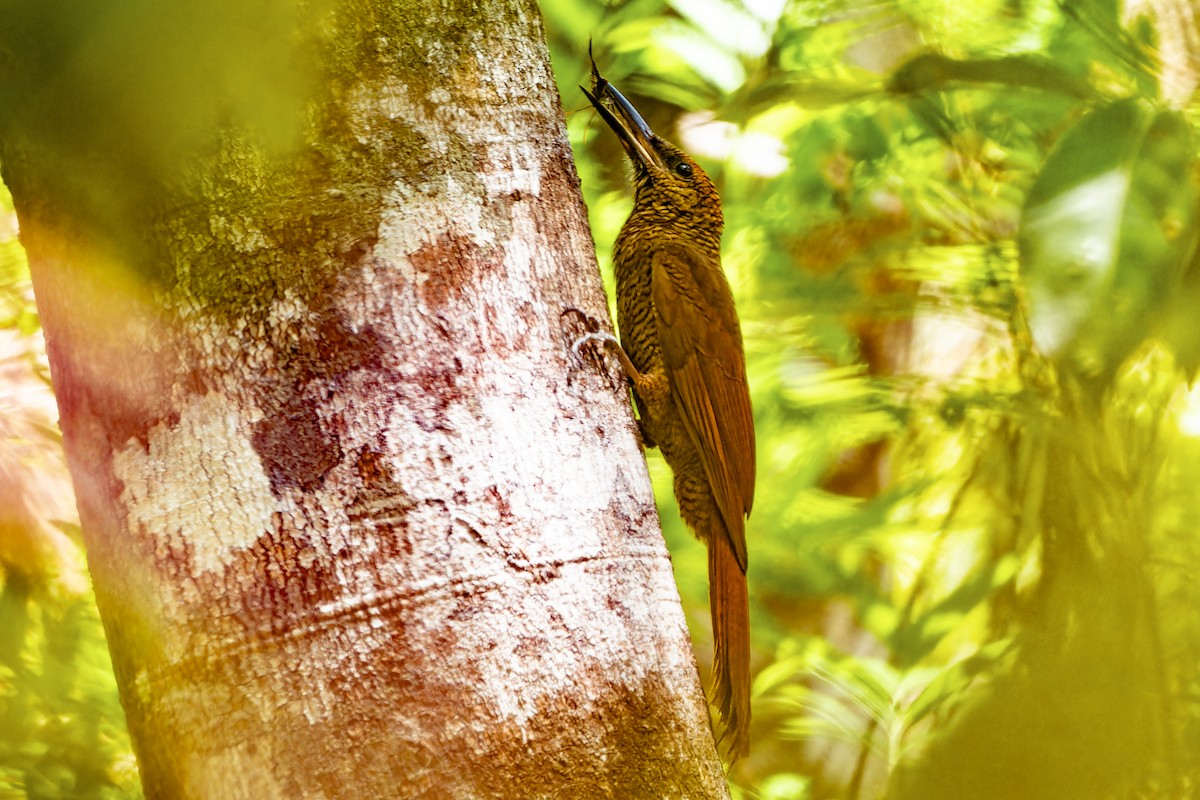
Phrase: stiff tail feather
[{"left": 708, "top": 526, "right": 750, "bottom": 760}]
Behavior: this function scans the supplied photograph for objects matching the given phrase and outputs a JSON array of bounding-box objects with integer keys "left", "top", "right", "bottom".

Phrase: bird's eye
[{"left": 674, "top": 162, "right": 694, "bottom": 178}]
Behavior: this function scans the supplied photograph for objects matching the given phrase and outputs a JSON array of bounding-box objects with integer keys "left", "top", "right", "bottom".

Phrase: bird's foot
[
  {"left": 561, "top": 307, "right": 612, "bottom": 382},
  {"left": 560, "top": 307, "right": 640, "bottom": 383},
  {"left": 571, "top": 330, "right": 621, "bottom": 360}
]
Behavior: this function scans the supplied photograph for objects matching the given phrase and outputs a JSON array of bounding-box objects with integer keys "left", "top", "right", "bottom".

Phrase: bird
[{"left": 577, "top": 55, "right": 755, "bottom": 760}]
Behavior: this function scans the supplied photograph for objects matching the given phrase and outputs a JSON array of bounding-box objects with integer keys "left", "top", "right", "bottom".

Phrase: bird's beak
[{"left": 582, "top": 79, "right": 665, "bottom": 172}]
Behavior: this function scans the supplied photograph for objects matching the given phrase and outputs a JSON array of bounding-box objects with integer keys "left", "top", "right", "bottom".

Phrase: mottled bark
[{"left": 0, "top": 1, "right": 729, "bottom": 797}]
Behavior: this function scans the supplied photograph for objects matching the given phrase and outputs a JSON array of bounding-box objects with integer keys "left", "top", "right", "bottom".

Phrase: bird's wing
[{"left": 652, "top": 246, "right": 755, "bottom": 569}]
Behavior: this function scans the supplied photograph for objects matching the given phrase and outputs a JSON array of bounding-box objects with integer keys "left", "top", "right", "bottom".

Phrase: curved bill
[{"left": 581, "top": 80, "right": 665, "bottom": 172}]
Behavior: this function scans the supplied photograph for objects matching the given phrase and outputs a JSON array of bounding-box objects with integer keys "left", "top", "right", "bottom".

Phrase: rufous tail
[{"left": 708, "top": 525, "right": 750, "bottom": 760}]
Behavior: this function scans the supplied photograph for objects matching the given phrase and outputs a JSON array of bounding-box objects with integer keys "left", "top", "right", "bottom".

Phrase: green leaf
[
  {"left": 887, "top": 53, "right": 1094, "bottom": 99},
  {"left": 757, "top": 773, "right": 811, "bottom": 800},
  {"left": 902, "top": 638, "right": 1014, "bottom": 728},
  {"left": 1019, "top": 99, "right": 1196, "bottom": 385}
]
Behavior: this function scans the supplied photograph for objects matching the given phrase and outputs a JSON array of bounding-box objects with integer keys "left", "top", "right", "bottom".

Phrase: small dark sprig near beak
[
  {"left": 581, "top": 55, "right": 664, "bottom": 172},
  {"left": 588, "top": 39, "right": 606, "bottom": 98}
]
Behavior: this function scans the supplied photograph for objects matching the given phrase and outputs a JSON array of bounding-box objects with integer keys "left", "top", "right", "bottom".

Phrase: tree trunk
[{"left": 0, "top": 1, "right": 729, "bottom": 797}]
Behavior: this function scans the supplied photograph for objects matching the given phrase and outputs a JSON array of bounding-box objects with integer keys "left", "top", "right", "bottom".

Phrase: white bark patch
[
  {"left": 353, "top": 74, "right": 546, "bottom": 266},
  {"left": 381, "top": 176, "right": 496, "bottom": 264},
  {"left": 450, "top": 360, "right": 678, "bottom": 726},
  {"left": 113, "top": 392, "right": 275, "bottom": 574}
]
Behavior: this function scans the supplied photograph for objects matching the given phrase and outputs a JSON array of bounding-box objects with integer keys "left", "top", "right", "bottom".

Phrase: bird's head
[{"left": 583, "top": 76, "right": 722, "bottom": 240}]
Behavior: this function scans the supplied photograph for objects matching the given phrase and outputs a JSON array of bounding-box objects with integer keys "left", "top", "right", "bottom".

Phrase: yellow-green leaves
[{"left": 1020, "top": 99, "right": 1197, "bottom": 388}]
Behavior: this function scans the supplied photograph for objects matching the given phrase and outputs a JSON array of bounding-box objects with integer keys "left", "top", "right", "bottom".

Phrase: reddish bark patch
[
  {"left": 252, "top": 395, "right": 340, "bottom": 493},
  {"left": 407, "top": 362, "right": 464, "bottom": 433},
  {"left": 311, "top": 307, "right": 387, "bottom": 376},
  {"left": 537, "top": 148, "right": 590, "bottom": 239},
  {"left": 233, "top": 523, "right": 342, "bottom": 636},
  {"left": 363, "top": 635, "right": 719, "bottom": 798},
  {"left": 251, "top": 310, "right": 388, "bottom": 495},
  {"left": 346, "top": 445, "right": 417, "bottom": 563},
  {"left": 410, "top": 230, "right": 492, "bottom": 311}
]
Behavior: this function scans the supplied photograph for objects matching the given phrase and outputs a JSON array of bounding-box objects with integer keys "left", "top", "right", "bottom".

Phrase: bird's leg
[
  {"left": 561, "top": 308, "right": 610, "bottom": 382},
  {"left": 563, "top": 311, "right": 658, "bottom": 449},
  {"left": 574, "top": 331, "right": 666, "bottom": 451},
  {"left": 561, "top": 307, "right": 642, "bottom": 381}
]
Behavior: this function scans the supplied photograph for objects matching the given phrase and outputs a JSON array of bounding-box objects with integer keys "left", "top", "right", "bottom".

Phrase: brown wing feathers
[{"left": 651, "top": 247, "right": 755, "bottom": 564}]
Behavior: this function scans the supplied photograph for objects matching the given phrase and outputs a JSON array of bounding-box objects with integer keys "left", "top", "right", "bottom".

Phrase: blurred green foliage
[
  {"left": 552, "top": 0, "right": 1200, "bottom": 796},
  {"left": 4, "top": 0, "right": 1200, "bottom": 797}
]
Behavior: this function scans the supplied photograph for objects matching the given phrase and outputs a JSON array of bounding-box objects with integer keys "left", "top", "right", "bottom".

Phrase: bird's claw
[
  {"left": 571, "top": 330, "right": 619, "bottom": 359},
  {"left": 561, "top": 307, "right": 613, "bottom": 384},
  {"left": 562, "top": 306, "right": 617, "bottom": 359}
]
